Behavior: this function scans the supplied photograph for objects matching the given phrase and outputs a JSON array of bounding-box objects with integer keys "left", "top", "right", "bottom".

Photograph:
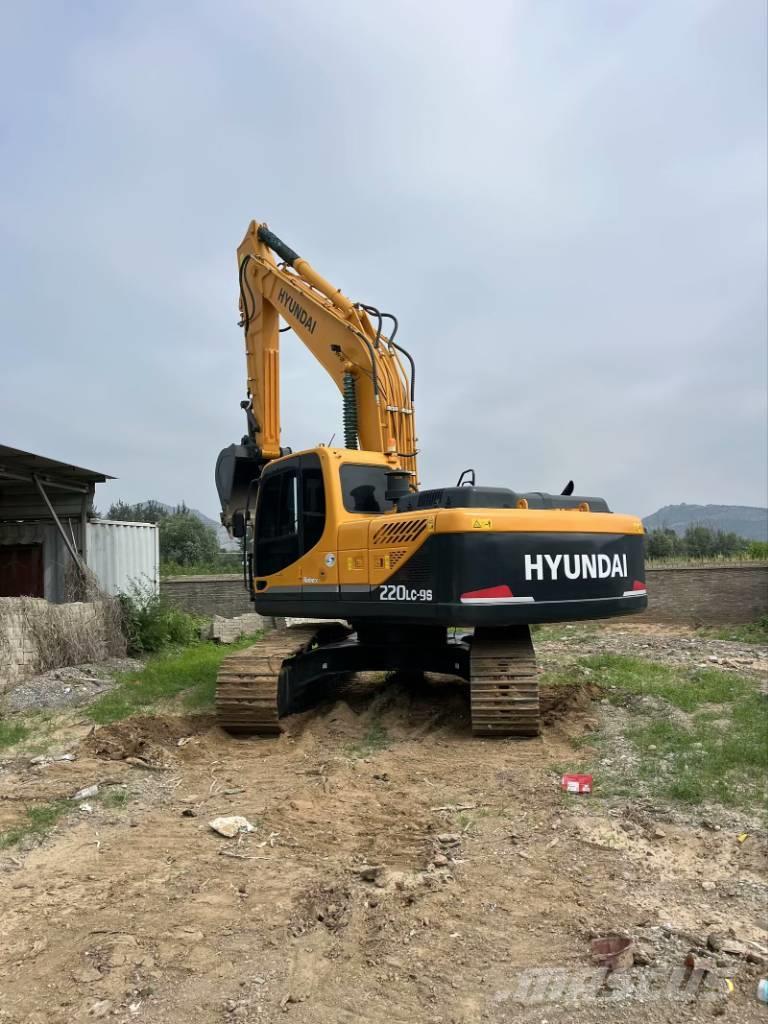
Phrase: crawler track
[
  {"left": 469, "top": 625, "right": 540, "bottom": 736},
  {"left": 216, "top": 622, "right": 540, "bottom": 738},
  {"left": 215, "top": 625, "right": 320, "bottom": 734}
]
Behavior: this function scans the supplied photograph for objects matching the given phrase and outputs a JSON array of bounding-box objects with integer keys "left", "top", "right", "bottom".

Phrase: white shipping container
[{"left": 86, "top": 520, "right": 159, "bottom": 597}]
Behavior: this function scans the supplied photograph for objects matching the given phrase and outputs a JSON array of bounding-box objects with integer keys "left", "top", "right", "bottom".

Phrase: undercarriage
[{"left": 215, "top": 622, "right": 540, "bottom": 737}]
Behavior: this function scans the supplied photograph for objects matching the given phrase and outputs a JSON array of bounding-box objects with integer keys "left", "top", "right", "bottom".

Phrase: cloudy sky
[{"left": 1, "top": 0, "right": 765, "bottom": 520}]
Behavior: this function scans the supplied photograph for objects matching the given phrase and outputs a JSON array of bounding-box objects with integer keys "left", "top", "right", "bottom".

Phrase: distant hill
[{"left": 643, "top": 504, "right": 768, "bottom": 541}]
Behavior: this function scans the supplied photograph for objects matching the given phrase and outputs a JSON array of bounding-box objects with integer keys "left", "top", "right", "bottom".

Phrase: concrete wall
[
  {"left": 643, "top": 564, "right": 768, "bottom": 625},
  {"left": 161, "top": 574, "right": 253, "bottom": 618},
  {"left": 161, "top": 565, "right": 768, "bottom": 626},
  {"left": 0, "top": 597, "right": 124, "bottom": 689}
]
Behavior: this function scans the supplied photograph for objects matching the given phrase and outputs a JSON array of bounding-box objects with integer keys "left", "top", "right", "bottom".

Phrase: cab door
[
  {"left": 253, "top": 459, "right": 302, "bottom": 597},
  {"left": 298, "top": 453, "right": 338, "bottom": 600}
]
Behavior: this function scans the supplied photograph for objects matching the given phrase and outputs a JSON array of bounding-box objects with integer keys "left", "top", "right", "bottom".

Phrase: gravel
[
  {"left": 536, "top": 624, "right": 768, "bottom": 678},
  {"left": 2, "top": 658, "right": 141, "bottom": 714}
]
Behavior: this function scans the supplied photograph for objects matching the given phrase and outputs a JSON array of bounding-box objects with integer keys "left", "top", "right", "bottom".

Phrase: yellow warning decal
[{"left": 472, "top": 518, "right": 492, "bottom": 530}]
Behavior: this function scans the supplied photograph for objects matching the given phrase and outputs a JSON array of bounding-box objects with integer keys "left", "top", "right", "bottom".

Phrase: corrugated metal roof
[
  {"left": 0, "top": 444, "right": 112, "bottom": 484},
  {"left": 0, "top": 443, "right": 112, "bottom": 522}
]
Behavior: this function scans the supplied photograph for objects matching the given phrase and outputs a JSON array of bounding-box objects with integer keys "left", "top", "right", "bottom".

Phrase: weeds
[
  {"left": 0, "top": 799, "right": 71, "bottom": 849},
  {"left": 101, "top": 787, "right": 130, "bottom": 809},
  {"left": 0, "top": 710, "right": 61, "bottom": 758},
  {"left": 625, "top": 692, "right": 767, "bottom": 807},
  {"left": 0, "top": 788, "right": 133, "bottom": 851},
  {"left": 455, "top": 808, "right": 488, "bottom": 833},
  {"left": 118, "top": 582, "right": 202, "bottom": 656},
  {"left": 557, "top": 654, "right": 768, "bottom": 810},
  {"left": 571, "top": 655, "right": 754, "bottom": 711},
  {"left": 705, "top": 614, "right": 768, "bottom": 645},
  {"left": 0, "top": 719, "right": 29, "bottom": 750},
  {"left": 86, "top": 638, "right": 254, "bottom": 724},
  {"left": 347, "top": 720, "right": 390, "bottom": 758}
]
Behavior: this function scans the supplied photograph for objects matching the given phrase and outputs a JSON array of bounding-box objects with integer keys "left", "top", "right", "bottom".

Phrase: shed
[{"left": 0, "top": 444, "right": 158, "bottom": 601}]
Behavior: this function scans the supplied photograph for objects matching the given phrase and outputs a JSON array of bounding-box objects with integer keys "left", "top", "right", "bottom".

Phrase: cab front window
[{"left": 340, "top": 465, "right": 393, "bottom": 514}]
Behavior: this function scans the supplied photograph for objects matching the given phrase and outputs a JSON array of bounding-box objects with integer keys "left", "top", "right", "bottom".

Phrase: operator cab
[{"left": 248, "top": 449, "right": 396, "bottom": 585}]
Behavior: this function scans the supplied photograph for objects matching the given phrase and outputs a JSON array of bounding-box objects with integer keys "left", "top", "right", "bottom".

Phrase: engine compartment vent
[{"left": 372, "top": 519, "right": 428, "bottom": 546}]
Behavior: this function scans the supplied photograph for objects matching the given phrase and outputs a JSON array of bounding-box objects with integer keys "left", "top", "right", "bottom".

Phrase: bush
[{"left": 118, "top": 582, "right": 200, "bottom": 655}]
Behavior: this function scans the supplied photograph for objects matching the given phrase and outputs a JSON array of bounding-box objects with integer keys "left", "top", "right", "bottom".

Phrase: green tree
[
  {"left": 106, "top": 501, "right": 221, "bottom": 567},
  {"left": 682, "top": 524, "right": 749, "bottom": 559},
  {"left": 107, "top": 500, "right": 170, "bottom": 523},
  {"left": 160, "top": 511, "right": 220, "bottom": 566},
  {"left": 713, "top": 530, "right": 748, "bottom": 558},
  {"left": 646, "top": 528, "right": 682, "bottom": 559}
]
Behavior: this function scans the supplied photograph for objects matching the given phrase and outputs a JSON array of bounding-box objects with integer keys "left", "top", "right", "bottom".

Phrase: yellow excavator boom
[{"left": 236, "top": 221, "right": 418, "bottom": 481}]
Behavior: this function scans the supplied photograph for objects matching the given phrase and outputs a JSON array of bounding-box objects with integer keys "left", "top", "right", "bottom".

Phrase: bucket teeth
[{"left": 469, "top": 625, "right": 540, "bottom": 737}]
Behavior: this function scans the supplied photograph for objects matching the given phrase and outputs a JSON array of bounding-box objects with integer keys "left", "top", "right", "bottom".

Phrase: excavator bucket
[{"left": 215, "top": 443, "right": 263, "bottom": 534}]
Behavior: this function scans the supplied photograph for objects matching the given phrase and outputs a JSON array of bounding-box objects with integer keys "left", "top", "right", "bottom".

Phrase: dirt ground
[{"left": 0, "top": 627, "right": 766, "bottom": 1023}]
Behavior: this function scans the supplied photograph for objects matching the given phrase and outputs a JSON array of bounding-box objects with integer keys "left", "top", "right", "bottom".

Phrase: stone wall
[
  {"left": 0, "top": 597, "right": 124, "bottom": 690},
  {"left": 161, "top": 565, "right": 768, "bottom": 627},
  {"left": 642, "top": 564, "right": 768, "bottom": 626},
  {"left": 161, "top": 574, "right": 254, "bottom": 618}
]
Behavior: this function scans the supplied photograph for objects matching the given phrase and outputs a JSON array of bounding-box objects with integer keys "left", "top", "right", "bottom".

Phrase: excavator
[{"left": 214, "top": 220, "right": 646, "bottom": 737}]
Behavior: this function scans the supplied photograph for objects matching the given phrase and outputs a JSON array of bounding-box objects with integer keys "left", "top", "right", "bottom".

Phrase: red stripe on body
[{"left": 460, "top": 584, "right": 513, "bottom": 601}]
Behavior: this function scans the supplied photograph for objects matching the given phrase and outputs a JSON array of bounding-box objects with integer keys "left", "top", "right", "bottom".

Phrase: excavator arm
[{"left": 216, "top": 220, "right": 418, "bottom": 528}]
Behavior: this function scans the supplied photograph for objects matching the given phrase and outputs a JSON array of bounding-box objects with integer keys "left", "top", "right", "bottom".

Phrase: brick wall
[
  {"left": 0, "top": 597, "right": 121, "bottom": 690},
  {"left": 642, "top": 564, "right": 768, "bottom": 625},
  {"left": 161, "top": 574, "right": 254, "bottom": 618},
  {"left": 161, "top": 566, "right": 768, "bottom": 626}
]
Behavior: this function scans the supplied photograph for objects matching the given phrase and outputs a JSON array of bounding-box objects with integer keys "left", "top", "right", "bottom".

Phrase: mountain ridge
[{"left": 643, "top": 503, "right": 767, "bottom": 541}]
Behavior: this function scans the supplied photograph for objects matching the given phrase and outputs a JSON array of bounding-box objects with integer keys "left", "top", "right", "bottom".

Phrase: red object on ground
[{"left": 561, "top": 773, "right": 593, "bottom": 794}]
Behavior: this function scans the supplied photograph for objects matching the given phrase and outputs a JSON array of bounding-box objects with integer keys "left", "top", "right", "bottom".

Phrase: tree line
[{"left": 645, "top": 524, "right": 768, "bottom": 561}]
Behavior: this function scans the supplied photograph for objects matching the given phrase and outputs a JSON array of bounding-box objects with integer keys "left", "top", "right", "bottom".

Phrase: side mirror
[{"left": 232, "top": 511, "right": 246, "bottom": 539}]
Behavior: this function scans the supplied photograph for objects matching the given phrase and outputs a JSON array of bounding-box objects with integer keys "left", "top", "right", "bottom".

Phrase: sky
[{"left": 1, "top": 0, "right": 766, "bottom": 521}]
